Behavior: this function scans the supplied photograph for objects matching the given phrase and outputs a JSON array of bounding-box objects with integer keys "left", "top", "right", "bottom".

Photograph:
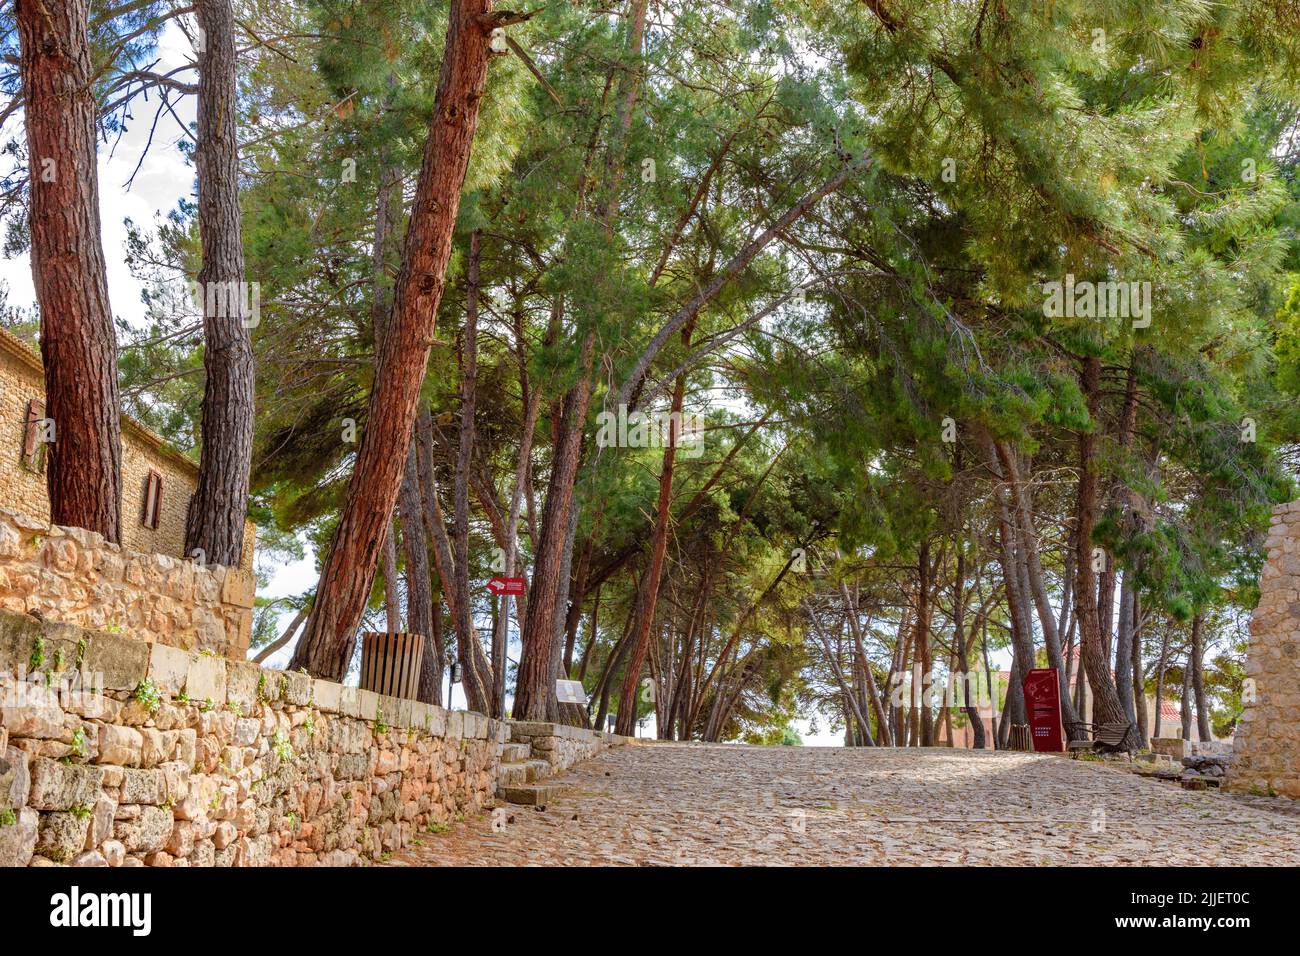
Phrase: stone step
[
  {"left": 524, "top": 759, "right": 551, "bottom": 783},
  {"left": 502, "top": 783, "right": 559, "bottom": 807},
  {"left": 497, "top": 762, "right": 531, "bottom": 787},
  {"left": 500, "top": 742, "right": 531, "bottom": 763}
]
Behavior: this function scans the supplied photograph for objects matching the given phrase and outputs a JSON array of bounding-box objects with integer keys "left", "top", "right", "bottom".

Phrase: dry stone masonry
[
  {"left": 509, "top": 720, "right": 618, "bottom": 774},
  {"left": 0, "top": 508, "right": 255, "bottom": 660},
  {"left": 1227, "top": 500, "right": 1300, "bottom": 798},
  {"left": 0, "top": 610, "right": 506, "bottom": 866},
  {"left": 0, "top": 610, "right": 624, "bottom": 867}
]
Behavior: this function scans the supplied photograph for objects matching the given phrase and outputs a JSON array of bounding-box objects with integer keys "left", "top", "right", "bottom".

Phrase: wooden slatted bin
[
  {"left": 1008, "top": 723, "right": 1032, "bottom": 752},
  {"left": 359, "top": 632, "right": 425, "bottom": 700}
]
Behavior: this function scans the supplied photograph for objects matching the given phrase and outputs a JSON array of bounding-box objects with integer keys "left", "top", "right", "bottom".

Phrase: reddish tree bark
[
  {"left": 186, "top": 0, "right": 255, "bottom": 568},
  {"left": 615, "top": 353, "right": 688, "bottom": 736},
  {"left": 1073, "top": 355, "right": 1134, "bottom": 744},
  {"left": 290, "top": 0, "right": 498, "bottom": 679},
  {"left": 17, "top": 0, "right": 122, "bottom": 542},
  {"left": 451, "top": 230, "right": 492, "bottom": 713},
  {"left": 399, "top": 444, "right": 439, "bottom": 704},
  {"left": 512, "top": 332, "right": 596, "bottom": 720}
]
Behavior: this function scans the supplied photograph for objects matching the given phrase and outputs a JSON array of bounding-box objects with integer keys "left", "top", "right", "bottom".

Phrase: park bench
[{"left": 1067, "top": 721, "right": 1133, "bottom": 757}]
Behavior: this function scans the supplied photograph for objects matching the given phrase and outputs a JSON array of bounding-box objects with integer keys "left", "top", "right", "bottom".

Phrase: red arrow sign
[{"left": 487, "top": 576, "right": 526, "bottom": 595}]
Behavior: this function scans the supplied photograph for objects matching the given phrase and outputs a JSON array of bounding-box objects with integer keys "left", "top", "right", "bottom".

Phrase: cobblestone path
[{"left": 387, "top": 743, "right": 1300, "bottom": 866}]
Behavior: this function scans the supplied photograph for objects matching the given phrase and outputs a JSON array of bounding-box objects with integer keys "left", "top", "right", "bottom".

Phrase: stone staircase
[
  {"left": 495, "top": 720, "right": 628, "bottom": 807},
  {"left": 496, "top": 738, "right": 561, "bottom": 807}
]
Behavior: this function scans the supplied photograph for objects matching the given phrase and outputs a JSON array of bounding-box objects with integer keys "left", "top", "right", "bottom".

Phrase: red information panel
[{"left": 1022, "top": 667, "right": 1064, "bottom": 753}]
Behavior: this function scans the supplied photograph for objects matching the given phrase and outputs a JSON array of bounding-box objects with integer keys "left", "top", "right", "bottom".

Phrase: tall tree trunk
[
  {"left": 981, "top": 611, "right": 999, "bottom": 748},
  {"left": 1180, "top": 646, "right": 1193, "bottom": 741},
  {"left": 1153, "top": 626, "right": 1169, "bottom": 739},
  {"left": 915, "top": 541, "right": 934, "bottom": 746},
  {"left": 1191, "top": 612, "right": 1211, "bottom": 741},
  {"left": 513, "top": 332, "right": 597, "bottom": 719},
  {"left": 995, "top": 441, "right": 1081, "bottom": 730},
  {"left": 381, "top": 530, "right": 401, "bottom": 633},
  {"left": 290, "top": 0, "right": 496, "bottom": 679},
  {"left": 491, "top": 298, "right": 548, "bottom": 715},
  {"left": 842, "top": 582, "right": 892, "bottom": 745},
  {"left": 1114, "top": 570, "right": 1137, "bottom": 725},
  {"left": 186, "top": 0, "right": 254, "bottom": 567},
  {"left": 990, "top": 482, "right": 1035, "bottom": 704},
  {"left": 1131, "top": 591, "right": 1147, "bottom": 748},
  {"left": 1003, "top": 644, "right": 1028, "bottom": 729},
  {"left": 400, "top": 445, "right": 440, "bottom": 704},
  {"left": 450, "top": 230, "right": 492, "bottom": 713},
  {"left": 1073, "top": 355, "right": 1133, "bottom": 746},
  {"left": 614, "top": 326, "right": 691, "bottom": 736},
  {"left": 17, "top": 0, "right": 123, "bottom": 542},
  {"left": 952, "top": 552, "right": 985, "bottom": 749}
]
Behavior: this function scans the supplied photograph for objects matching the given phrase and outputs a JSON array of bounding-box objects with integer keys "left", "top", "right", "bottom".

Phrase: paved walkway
[{"left": 388, "top": 743, "right": 1300, "bottom": 866}]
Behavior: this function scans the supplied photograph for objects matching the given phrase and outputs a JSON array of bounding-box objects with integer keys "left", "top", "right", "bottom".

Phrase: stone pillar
[{"left": 1226, "top": 500, "right": 1300, "bottom": 798}]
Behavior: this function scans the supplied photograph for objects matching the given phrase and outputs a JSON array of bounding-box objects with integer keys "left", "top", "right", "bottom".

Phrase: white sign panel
[{"left": 556, "top": 679, "right": 587, "bottom": 705}]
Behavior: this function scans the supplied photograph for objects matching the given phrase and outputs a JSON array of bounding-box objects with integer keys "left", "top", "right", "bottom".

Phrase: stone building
[{"left": 0, "top": 326, "right": 253, "bottom": 569}]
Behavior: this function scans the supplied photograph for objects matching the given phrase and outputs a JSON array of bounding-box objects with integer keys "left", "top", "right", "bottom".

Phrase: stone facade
[
  {"left": 1226, "top": 500, "right": 1300, "bottom": 798},
  {"left": 0, "top": 611, "right": 507, "bottom": 867},
  {"left": 0, "top": 327, "right": 253, "bottom": 570},
  {"left": 0, "top": 509, "right": 255, "bottom": 660}
]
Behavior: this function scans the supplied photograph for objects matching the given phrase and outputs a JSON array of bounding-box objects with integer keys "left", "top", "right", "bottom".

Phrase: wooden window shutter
[
  {"left": 22, "top": 398, "right": 44, "bottom": 471},
  {"left": 142, "top": 470, "right": 163, "bottom": 530}
]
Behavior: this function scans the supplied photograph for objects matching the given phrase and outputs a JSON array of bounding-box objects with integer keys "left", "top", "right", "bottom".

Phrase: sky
[{"left": 0, "top": 20, "right": 876, "bottom": 746}]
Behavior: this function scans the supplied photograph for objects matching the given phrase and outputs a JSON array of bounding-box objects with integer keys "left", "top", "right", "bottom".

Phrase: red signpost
[
  {"left": 1022, "top": 667, "right": 1064, "bottom": 753},
  {"left": 486, "top": 576, "right": 526, "bottom": 596}
]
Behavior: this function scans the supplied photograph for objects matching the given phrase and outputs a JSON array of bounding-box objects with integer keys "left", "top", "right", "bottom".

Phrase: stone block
[
  {"left": 119, "top": 768, "right": 167, "bottom": 805},
  {"left": 340, "top": 687, "right": 361, "bottom": 719},
  {"left": 1, "top": 745, "right": 30, "bottom": 808},
  {"left": 186, "top": 653, "right": 227, "bottom": 704},
  {"left": 36, "top": 811, "right": 92, "bottom": 864},
  {"left": 509, "top": 721, "right": 557, "bottom": 739},
  {"left": 222, "top": 569, "right": 257, "bottom": 610},
  {"left": 424, "top": 706, "right": 447, "bottom": 737},
  {"left": 95, "top": 725, "right": 143, "bottom": 766},
  {"left": 0, "top": 680, "right": 66, "bottom": 739},
  {"left": 115, "top": 805, "right": 172, "bottom": 853},
  {"left": 86, "top": 793, "right": 116, "bottom": 849},
  {"left": 225, "top": 660, "right": 262, "bottom": 711},
  {"left": 0, "top": 806, "right": 38, "bottom": 866},
  {"left": 312, "top": 679, "right": 342, "bottom": 714},
  {"left": 27, "top": 758, "right": 103, "bottom": 811},
  {"left": 281, "top": 670, "right": 313, "bottom": 706},
  {"left": 391, "top": 698, "right": 413, "bottom": 731},
  {"left": 148, "top": 643, "right": 191, "bottom": 696},
  {"left": 83, "top": 632, "right": 151, "bottom": 692},
  {"left": 358, "top": 689, "right": 380, "bottom": 722}
]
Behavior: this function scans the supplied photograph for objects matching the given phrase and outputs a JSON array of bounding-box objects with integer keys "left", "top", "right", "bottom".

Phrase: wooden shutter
[
  {"left": 21, "top": 398, "right": 44, "bottom": 471},
  {"left": 142, "top": 470, "right": 163, "bottom": 529}
]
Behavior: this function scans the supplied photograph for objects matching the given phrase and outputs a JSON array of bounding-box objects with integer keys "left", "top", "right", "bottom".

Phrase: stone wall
[
  {"left": 508, "top": 720, "right": 624, "bottom": 773},
  {"left": 0, "top": 508, "right": 254, "bottom": 660},
  {"left": 1227, "top": 500, "right": 1300, "bottom": 798},
  {"left": 0, "top": 327, "right": 254, "bottom": 569},
  {"left": 0, "top": 611, "right": 506, "bottom": 867}
]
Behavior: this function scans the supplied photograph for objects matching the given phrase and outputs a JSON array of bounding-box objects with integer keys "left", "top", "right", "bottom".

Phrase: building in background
[{"left": 0, "top": 326, "right": 253, "bottom": 569}]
